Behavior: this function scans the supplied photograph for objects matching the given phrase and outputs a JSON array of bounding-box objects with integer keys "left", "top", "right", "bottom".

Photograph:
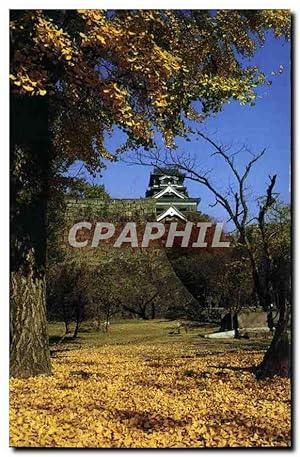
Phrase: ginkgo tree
[{"left": 10, "top": 9, "right": 290, "bottom": 377}]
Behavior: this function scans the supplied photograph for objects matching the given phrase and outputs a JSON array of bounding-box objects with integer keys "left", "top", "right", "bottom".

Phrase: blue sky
[{"left": 70, "top": 33, "right": 290, "bottom": 225}]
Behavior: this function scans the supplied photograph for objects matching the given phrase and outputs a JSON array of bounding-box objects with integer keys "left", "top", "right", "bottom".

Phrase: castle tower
[{"left": 145, "top": 166, "right": 200, "bottom": 222}]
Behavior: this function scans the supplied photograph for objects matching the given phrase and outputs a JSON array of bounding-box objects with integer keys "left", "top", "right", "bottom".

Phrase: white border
[{"left": 0, "top": 1, "right": 297, "bottom": 7}]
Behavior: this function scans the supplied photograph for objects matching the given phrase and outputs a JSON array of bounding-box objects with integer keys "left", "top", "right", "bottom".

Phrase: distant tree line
[{"left": 168, "top": 203, "right": 290, "bottom": 323}]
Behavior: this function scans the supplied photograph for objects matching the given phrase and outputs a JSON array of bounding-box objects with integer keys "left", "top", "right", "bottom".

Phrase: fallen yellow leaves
[{"left": 10, "top": 337, "right": 291, "bottom": 448}]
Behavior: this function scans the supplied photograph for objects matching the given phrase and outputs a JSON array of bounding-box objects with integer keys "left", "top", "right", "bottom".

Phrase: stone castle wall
[
  {"left": 55, "top": 197, "right": 198, "bottom": 315},
  {"left": 64, "top": 197, "right": 157, "bottom": 223}
]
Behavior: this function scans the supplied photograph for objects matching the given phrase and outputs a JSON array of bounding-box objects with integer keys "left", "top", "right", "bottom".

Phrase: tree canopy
[{"left": 10, "top": 10, "right": 290, "bottom": 169}]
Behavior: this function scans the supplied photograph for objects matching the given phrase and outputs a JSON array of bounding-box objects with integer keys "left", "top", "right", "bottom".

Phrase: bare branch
[{"left": 258, "top": 175, "right": 277, "bottom": 226}]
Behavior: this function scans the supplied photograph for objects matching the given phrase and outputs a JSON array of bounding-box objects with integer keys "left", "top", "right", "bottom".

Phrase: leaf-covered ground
[{"left": 10, "top": 320, "right": 291, "bottom": 448}]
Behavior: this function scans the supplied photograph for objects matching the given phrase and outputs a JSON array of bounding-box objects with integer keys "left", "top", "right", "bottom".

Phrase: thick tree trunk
[
  {"left": 10, "top": 95, "right": 51, "bottom": 377},
  {"left": 10, "top": 271, "right": 51, "bottom": 377},
  {"left": 256, "top": 295, "right": 290, "bottom": 379}
]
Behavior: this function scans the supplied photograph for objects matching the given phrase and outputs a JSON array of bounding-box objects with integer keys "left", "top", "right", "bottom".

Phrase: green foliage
[
  {"left": 47, "top": 248, "right": 183, "bottom": 334},
  {"left": 65, "top": 180, "right": 110, "bottom": 200},
  {"left": 255, "top": 202, "right": 291, "bottom": 302},
  {"left": 47, "top": 261, "right": 92, "bottom": 336},
  {"left": 169, "top": 203, "right": 290, "bottom": 319},
  {"left": 169, "top": 246, "right": 253, "bottom": 320}
]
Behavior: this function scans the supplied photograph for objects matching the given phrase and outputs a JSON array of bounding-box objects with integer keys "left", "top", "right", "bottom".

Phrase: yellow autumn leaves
[
  {"left": 9, "top": 74, "right": 47, "bottom": 96},
  {"left": 10, "top": 321, "right": 291, "bottom": 448},
  {"left": 10, "top": 11, "right": 75, "bottom": 96},
  {"left": 10, "top": 10, "right": 290, "bottom": 157}
]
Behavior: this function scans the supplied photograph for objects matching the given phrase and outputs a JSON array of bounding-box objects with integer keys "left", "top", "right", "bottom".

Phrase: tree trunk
[
  {"left": 247, "top": 248, "right": 272, "bottom": 311},
  {"left": 151, "top": 303, "right": 156, "bottom": 320},
  {"left": 62, "top": 302, "right": 71, "bottom": 334},
  {"left": 10, "top": 271, "right": 51, "bottom": 377},
  {"left": 64, "top": 320, "right": 70, "bottom": 334},
  {"left": 73, "top": 298, "right": 83, "bottom": 338},
  {"left": 10, "top": 95, "right": 51, "bottom": 377},
  {"left": 95, "top": 314, "right": 101, "bottom": 332},
  {"left": 73, "top": 318, "right": 81, "bottom": 338},
  {"left": 139, "top": 306, "right": 148, "bottom": 320},
  {"left": 256, "top": 295, "right": 290, "bottom": 379},
  {"left": 104, "top": 310, "right": 110, "bottom": 332}
]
